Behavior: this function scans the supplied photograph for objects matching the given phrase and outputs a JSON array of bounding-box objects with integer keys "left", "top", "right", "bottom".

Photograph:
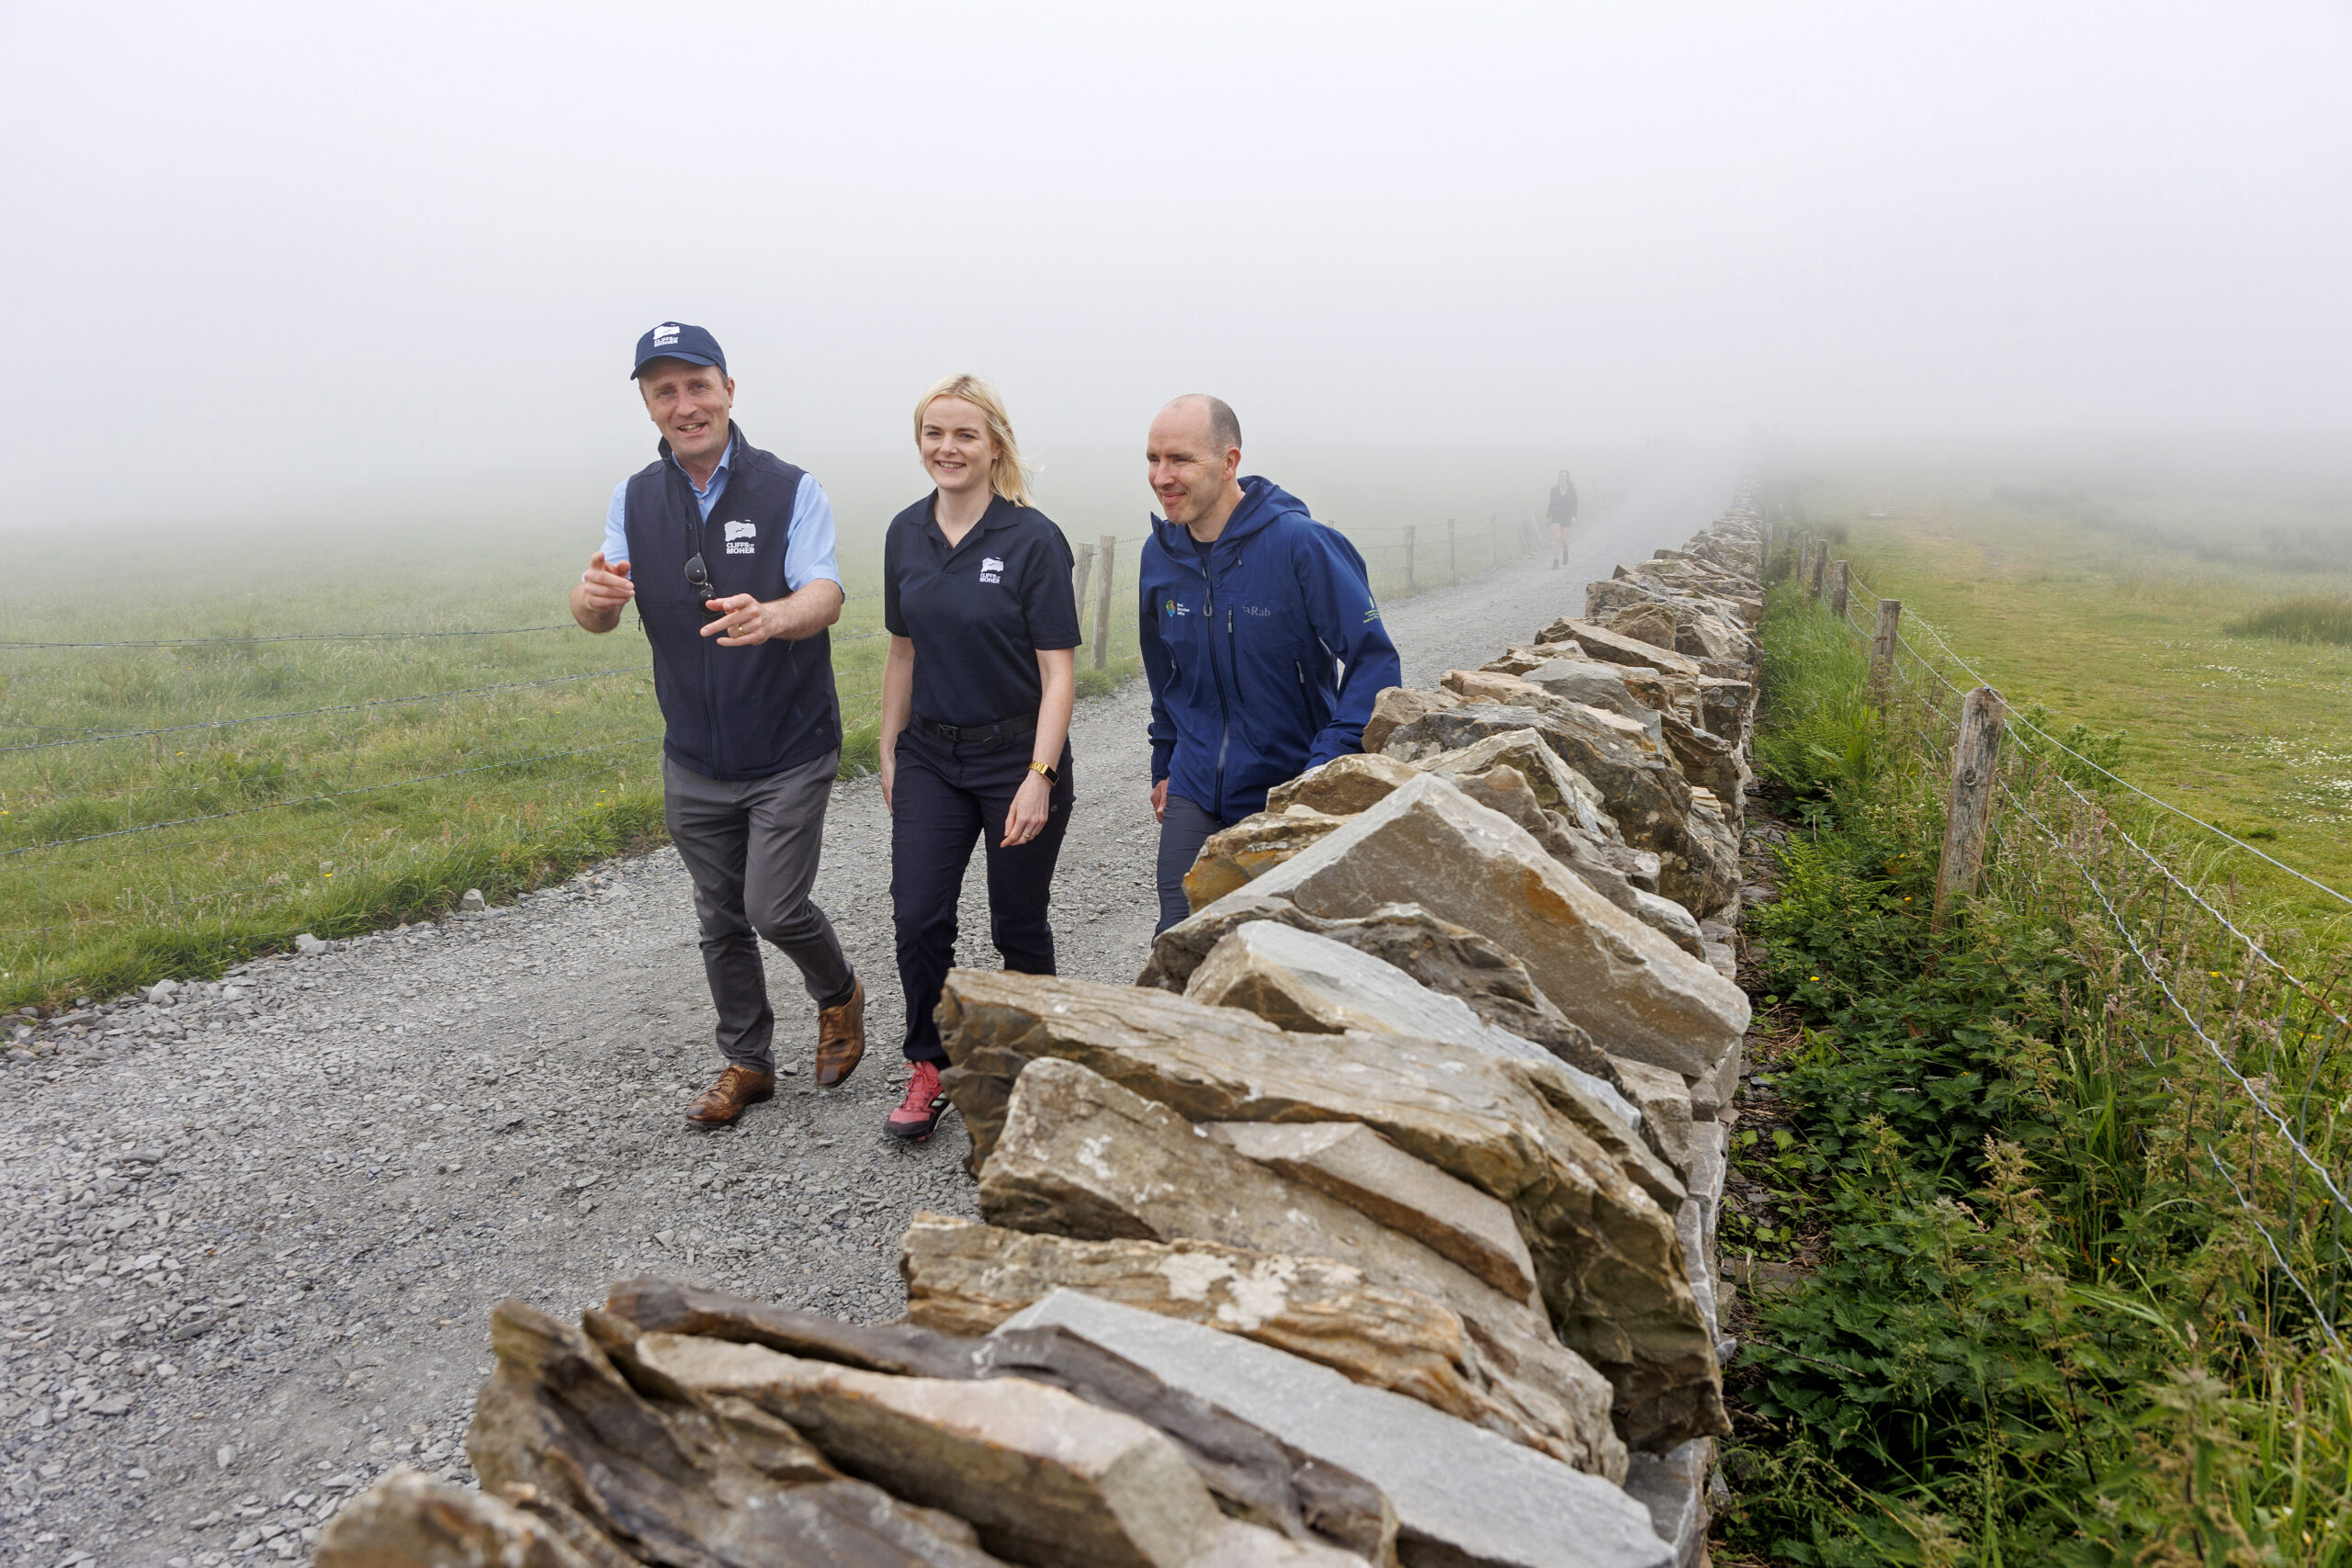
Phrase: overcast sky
[{"left": 4, "top": 1, "right": 2347, "bottom": 525}]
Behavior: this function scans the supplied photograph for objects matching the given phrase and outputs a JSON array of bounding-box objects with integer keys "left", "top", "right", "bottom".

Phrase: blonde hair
[{"left": 913, "top": 373, "right": 1036, "bottom": 508}]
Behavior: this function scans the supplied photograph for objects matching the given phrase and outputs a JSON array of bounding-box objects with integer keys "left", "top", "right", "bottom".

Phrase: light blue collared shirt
[{"left": 604, "top": 438, "right": 842, "bottom": 592}]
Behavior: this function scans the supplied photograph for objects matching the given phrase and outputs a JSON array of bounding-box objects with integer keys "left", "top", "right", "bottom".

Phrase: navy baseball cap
[{"left": 630, "top": 321, "right": 727, "bottom": 379}]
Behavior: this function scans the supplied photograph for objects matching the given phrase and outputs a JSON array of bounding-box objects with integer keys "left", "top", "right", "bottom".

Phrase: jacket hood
[{"left": 1149, "top": 475, "right": 1310, "bottom": 556}]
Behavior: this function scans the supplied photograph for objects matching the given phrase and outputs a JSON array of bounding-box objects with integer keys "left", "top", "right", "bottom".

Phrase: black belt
[{"left": 912, "top": 710, "right": 1037, "bottom": 750}]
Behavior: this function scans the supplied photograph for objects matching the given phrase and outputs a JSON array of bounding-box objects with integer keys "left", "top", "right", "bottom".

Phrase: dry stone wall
[{"left": 312, "top": 491, "right": 1769, "bottom": 1568}]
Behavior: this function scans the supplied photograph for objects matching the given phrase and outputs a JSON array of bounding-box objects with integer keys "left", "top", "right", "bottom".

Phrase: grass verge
[
  {"left": 2226, "top": 595, "right": 2352, "bottom": 648},
  {"left": 1776, "top": 479, "right": 2352, "bottom": 930},
  {"left": 1718, "top": 582, "right": 2352, "bottom": 1566}
]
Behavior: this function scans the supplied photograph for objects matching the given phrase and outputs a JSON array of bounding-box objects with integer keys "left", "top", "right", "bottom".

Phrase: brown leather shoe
[
  {"left": 815, "top": 979, "right": 866, "bottom": 1089},
  {"left": 684, "top": 1064, "right": 774, "bottom": 1125}
]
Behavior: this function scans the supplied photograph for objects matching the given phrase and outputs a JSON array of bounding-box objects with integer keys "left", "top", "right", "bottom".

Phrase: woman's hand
[
  {"left": 1003, "top": 769, "right": 1053, "bottom": 847},
  {"left": 880, "top": 746, "right": 897, "bottom": 813}
]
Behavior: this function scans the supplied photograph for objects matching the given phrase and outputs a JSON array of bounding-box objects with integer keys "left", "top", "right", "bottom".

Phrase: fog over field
[{"left": 3, "top": 1, "right": 2349, "bottom": 537}]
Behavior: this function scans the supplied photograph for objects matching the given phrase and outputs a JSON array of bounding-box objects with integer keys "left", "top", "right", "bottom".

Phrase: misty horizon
[{"left": 5, "top": 2, "right": 2349, "bottom": 530}]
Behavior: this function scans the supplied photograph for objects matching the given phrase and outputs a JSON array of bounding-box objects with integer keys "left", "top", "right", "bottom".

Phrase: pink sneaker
[{"left": 886, "top": 1060, "right": 949, "bottom": 1141}]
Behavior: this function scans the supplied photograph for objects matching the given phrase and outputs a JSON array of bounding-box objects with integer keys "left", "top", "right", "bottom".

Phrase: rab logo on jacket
[{"left": 723, "top": 520, "right": 756, "bottom": 555}]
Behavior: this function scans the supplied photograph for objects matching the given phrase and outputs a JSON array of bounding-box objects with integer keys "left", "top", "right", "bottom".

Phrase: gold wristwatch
[{"left": 1028, "top": 760, "right": 1059, "bottom": 784}]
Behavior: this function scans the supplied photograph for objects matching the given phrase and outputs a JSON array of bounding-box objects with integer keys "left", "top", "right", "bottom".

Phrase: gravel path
[{"left": 0, "top": 458, "right": 1736, "bottom": 1568}]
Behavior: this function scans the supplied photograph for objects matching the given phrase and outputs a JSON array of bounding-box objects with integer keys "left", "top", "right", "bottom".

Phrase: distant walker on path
[
  {"left": 568, "top": 321, "right": 867, "bottom": 1127},
  {"left": 1547, "top": 468, "right": 1579, "bottom": 570}
]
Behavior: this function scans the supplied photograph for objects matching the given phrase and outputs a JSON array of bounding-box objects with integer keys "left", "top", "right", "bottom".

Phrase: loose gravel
[{"left": 0, "top": 459, "right": 1736, "bottom": 1568}]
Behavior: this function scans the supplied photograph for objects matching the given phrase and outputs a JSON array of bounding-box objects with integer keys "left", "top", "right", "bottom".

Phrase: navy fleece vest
[{"left": 624, "top": 424, "right": 842, "bottom": 781}]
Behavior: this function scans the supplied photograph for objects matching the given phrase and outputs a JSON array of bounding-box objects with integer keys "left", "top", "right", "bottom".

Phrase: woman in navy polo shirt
[{"left": 878, "top": 374, "right": 1080, "bottom": 1139}]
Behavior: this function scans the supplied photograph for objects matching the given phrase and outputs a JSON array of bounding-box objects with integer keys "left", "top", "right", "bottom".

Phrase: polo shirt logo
[
  {"left": 724, "top": 520, "right": 756, "bottom": 555},
  {"left": 978, "top": 555, "right": 1005, "bottom": 583}
]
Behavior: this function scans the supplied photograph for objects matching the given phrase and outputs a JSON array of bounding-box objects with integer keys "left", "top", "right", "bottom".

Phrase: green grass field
[
  {"left": 1782, "top": 467, "right": 2352, "bottom": 938},
  {"left": 0, "top": 510, "right": 1163, "bottom": 1010},
  {"left": 0, "top": 476, "right": 1554, "bottom": 1010}
]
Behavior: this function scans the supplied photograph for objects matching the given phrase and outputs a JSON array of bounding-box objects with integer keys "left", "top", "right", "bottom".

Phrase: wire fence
[
  {"left": 0, "top": 536, "right": 1180, "bottom": 1000},
  {"left": 0, "top": 515, "right": 1539, "bottom": 1003},
  {"left": 1771, "top": 529, "right": 2352, "bottom": 1340}
]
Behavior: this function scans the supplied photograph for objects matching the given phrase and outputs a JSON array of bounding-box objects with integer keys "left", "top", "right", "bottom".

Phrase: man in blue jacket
[{"left": 1138, "top": 395, "right": 1403, "bottom": 933}]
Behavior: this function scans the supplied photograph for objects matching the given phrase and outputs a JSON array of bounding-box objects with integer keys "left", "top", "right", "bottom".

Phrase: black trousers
[
  {"left": 1154, "top": 794, "right": 1249, "bottom": 935},
  {"left": 890, "top": 723, "right": 1075, "bottom": 1065}
]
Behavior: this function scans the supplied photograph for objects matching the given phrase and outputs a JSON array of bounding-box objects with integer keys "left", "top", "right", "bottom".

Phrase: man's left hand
[{"left": 702, "top": 594, "right": 779, "bottom": 646}]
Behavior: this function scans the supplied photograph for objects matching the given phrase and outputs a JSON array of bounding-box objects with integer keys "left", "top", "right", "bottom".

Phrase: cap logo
[{"left": 653, "top": 323, "right": 681, "bottom": 344}]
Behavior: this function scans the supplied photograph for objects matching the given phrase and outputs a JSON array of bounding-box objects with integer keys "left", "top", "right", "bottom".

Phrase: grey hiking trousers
[{"left": 662, "top": 751, "right": 856, "bottom": 1074}]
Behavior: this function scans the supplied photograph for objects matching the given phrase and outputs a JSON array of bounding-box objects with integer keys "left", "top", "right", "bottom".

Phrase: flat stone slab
[
  {"left": 1206, "top": 1120, "right": 1539, "bottom": 1304},
  {"left": 1001, "top": 1291, "right": 1674, "bottom": 1568},
  {"left": 1225, "top": 772, "right": 1748, "bottom": 1077},
  {"left": 901, "top": 1213, "right": 1566, "bottom": 1460},
  {"left": 630, "top": 1332, "right": 1247, "bottom": 1568},
  {"left": 1140, "top": 896, "right": 1602, "bottom": 1072},
  {"left": 1184, "top": 919, "right": 1561, "bottom": 1068}
]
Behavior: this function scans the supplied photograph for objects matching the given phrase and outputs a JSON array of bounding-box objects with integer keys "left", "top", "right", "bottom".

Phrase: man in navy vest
[{"left": 571, "top": 322, "right": 866, "bottom": 1125}]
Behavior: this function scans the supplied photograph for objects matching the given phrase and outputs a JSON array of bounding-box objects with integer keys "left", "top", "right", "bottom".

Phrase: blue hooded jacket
[{"left": 1138, "top": 477, "right": 1403, "bottom": 821}]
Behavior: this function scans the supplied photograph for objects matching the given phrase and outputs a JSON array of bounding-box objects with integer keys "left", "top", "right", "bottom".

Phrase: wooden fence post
[
  {"left": 1070, "top": 543, "right": 1096, "bottom": 627},
  {"left": 1446, "top": 518, "right": 1457, "bottom": 584},
  {"left": 1403, "top": 525, "right": 1417, "bottom": 593},
  {"left": 1932, "top": 685, "right": 2007, "bottom": 931},
  {"left": 1806, "top": 541, "right": 1827, "bottom": 599},
  {"left": 1091, "top": 535, "right": 1116, "bottom": 671},
  {"left": 1830, "top": 559, "right": 1849, "bottom": 620},
  {"left": 1870, "top": 598, "right": 1902, "bottom": 705}
]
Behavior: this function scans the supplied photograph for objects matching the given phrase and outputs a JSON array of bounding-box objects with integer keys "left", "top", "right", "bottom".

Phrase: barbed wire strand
[
  {"left": 1994, "top": 772, "right": 2352, "bottom": 1221},
  {"left": 2027, "top": 757, "right": 2352, "bottom": 1032},
  {"left": 2209, "top": 1147, "right": 2344, "bottom": 1348},
  {"left": 0, "top": 667, "right": 654, "bottom": 754},
  {"left": 1, "top": 736, "right": 664, "bottom": 859},
  {"left": 1843, "top": 574, "right": 2350, "bottom": 909},
  {"left": 0, "top": 624, "right": 581, "bottom": 650}
]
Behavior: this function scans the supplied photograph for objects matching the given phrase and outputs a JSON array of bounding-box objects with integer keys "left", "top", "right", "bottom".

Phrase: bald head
[
  {"left": 1162, "top": 394, "right": 1241, "bottom": 455},
  {"left": 1147, "top": 394, "right": 1248, "bottom": 536}
]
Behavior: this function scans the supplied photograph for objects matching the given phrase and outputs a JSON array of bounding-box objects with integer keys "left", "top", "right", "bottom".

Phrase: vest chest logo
[
  {"left": 723, "top": 520, "right": 756, "bottom": 555},
  {"left": 978, "top": 555, "right": 1005, "bottom": 584}
]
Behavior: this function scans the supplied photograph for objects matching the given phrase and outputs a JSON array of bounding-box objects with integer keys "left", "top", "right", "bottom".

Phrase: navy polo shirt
[{"left": 884, "top": 493, "right": 1081, "bottom": 728}]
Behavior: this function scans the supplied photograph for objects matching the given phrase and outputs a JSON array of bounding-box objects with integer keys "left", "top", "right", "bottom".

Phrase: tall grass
[
  {"left": 2226, "top": 594, "right": 2352, "bottom": 647},
  {"left": 1721, "top": 581, "right": 2352, "bottom": 1565}
]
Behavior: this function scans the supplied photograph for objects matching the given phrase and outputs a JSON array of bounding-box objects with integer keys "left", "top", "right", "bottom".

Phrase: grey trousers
[{"left": 662, "top": 751, "right": 857, "bottom": 1074}]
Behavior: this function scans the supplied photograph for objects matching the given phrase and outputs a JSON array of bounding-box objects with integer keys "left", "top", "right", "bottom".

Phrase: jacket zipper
[{"left": 1203, "top": 554, "right": 1232, "bottom": 810}]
